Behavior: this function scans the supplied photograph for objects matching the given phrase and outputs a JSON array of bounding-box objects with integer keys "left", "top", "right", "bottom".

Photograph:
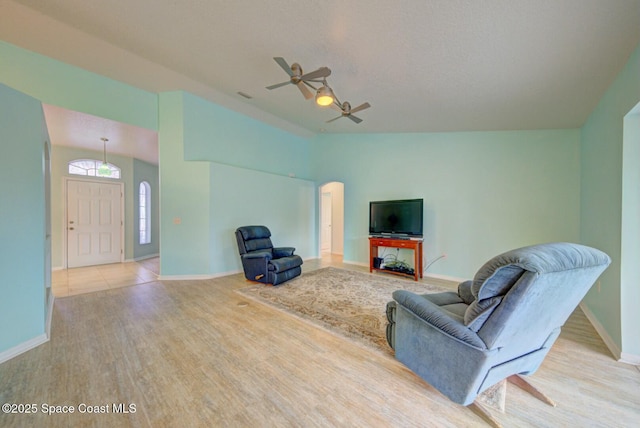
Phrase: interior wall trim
[
  {"left": 619, "top": 352, "right": 640, "bottom": 365},
  {"left": 157, "top": 270, "right": 241, "bottom": 281},
  {"left": 0, "top": 334, "right": 48, "bottom": 365},
  {"left": 579, "top": 302, "right": 623, "bottom": 362},
  {"left": 46, "top": 293, "right": 55, "bottom": 338}
]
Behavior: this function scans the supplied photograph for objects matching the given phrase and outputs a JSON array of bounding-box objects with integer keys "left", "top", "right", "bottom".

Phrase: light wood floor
[{"left": 1, "top": 255, "right": 639, "bottom": 427}]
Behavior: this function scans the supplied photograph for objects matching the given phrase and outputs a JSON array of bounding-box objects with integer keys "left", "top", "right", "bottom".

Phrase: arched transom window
[{"left": 68, "top": 159, "right": 121, "bottom": 179}]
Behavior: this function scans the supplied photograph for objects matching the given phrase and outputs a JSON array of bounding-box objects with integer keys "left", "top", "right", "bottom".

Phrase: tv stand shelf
[{"left": 369, "top": 237, "right": 423, "bottom": 281}]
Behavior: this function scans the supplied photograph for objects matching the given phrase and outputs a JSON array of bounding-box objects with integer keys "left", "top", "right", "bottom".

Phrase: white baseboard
[
  {"left": 578, "top": 302, "right": 634, "bottom": 363},
  {"left": 46, "top": 292, "right": 55, "bottom": 338},
  {"left": 342, "top": 259, "right": 368, "bottom": 267},
  {"left": 424, "top": 272, "right": 467, "bottom": 283},
  {"left": 130, "top": 253, "right": 160, "bottom": 262},
  {"left": 620, "top": 352, "right": 640, "bottom": 365},
  {"left": 0, "top": 334, "right": 49, "bottom": 364},
  {"left": 158, "top": 269, "right": 242, "bottom": 281}
]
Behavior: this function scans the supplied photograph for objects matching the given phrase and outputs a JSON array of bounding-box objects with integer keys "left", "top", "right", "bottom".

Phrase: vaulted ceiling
[{"left": 2, "top": 0, "right": 640, "bottom": 158}]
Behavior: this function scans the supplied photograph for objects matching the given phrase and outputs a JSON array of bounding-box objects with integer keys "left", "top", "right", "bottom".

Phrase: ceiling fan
[
  {"left": 266, "top": 57, "right": 331, "bottom": 100},
  {"left": 327, "top": 101, "right": 371, "bottom": 124}
]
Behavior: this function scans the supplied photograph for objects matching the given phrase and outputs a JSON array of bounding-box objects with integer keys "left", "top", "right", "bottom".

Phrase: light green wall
[
  {"left": 0, "top": 41, "right": 158, "bottom": 131},
  {"left": 159, "top": 91, "right": 316, "bottom": 276},
  {"left": 209, "top": 163, "right": 316, "bottom": 275},
  {"left": 183, "top": 93, "right": 311, "bottom": 179},
  {"left": 0, "top": 84, "right": 46, "bottom": 352},
  {"left": 133, "top": 159, "right": 160, "bottom": 259},
  {"left": 581, "top": 41, "right": 640, "bottom": 357},
  {"left": 158, "top": 92, "right": 211, "bottom": 276},
  {"left": 311, "top": 130, "right": 581, "bottom": 279},
  {"left": 621, "top": 108, "right": 640, "bottom": 357}
]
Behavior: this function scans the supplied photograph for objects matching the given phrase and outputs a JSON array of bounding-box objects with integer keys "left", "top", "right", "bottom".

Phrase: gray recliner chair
[
  {"left": 386, "top": 242, "right": 610, "bottom": 419},
  {"left": 235, "top": 225, "right": 303, "bottom": 286}
]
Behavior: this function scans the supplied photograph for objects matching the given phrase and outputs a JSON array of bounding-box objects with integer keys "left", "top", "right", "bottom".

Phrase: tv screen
[{"left": 369, "top": 199, "right": 423, "bottom": 237}]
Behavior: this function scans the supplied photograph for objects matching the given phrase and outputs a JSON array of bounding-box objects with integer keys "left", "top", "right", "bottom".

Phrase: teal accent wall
[
  {"left": 182, "top": 92, "right": 311, "bottom": 178},
  {"left": 581, "top": 41, "right": 640, "bottom": 357},
  {"left": 158, "top": 92, "right": 211, "bottom": 276},
  {"left": 209, "top": 162, "right": 316, "bottom": 275},
  {"left": 133, "top": 159, "right": 160, "bottom": 259},
  {"left": 159, "top": 91, "right": 316, "bottom": 276},
  {"left": 0, "top": 41, "right": 158, "bottom": 131},
  {"left": 621, "top": 107, "right": 640, "bottom": 357},
  {"left": 0, "top": 84, "right": 46, "bottom": 352},
  {"left": 310, "top": 130, "right": 581, "bottom": 279}
]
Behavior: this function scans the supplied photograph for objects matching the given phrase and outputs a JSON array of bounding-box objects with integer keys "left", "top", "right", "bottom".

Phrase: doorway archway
[{"left": 319, "top": 182, "right": 345, "bottom": 260}]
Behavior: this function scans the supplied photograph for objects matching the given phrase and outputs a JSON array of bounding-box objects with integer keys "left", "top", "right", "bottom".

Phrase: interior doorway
[
  {"left": 66, "top": 178, "right": 124, "bottom": 268},
  {"left": 319, "top": 182, "right": 344, "bottom": 258},
  {"left": 321, "top": 192, "right": 332, "bottom": 253}
]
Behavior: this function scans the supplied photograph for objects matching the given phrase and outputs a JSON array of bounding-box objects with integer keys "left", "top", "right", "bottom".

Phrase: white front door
[{"left": 67, "top": 179, "right": 123, "bottom": 268}]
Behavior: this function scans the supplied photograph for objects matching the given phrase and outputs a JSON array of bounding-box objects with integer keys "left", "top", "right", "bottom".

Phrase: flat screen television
[{"left": 369, "top": 198, "right": 423, "bottom": 238}]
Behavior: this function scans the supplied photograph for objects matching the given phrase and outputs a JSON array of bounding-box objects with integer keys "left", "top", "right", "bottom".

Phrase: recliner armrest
[
  {"left": 243, "top": 250, "right": 273, "bottom": 260},
  {"left": 273, "top": 247, "right": 295, "bottom": 258},
  {"left": 457, "top": 280, "right": 475, "bottom": 305},
  {"left": 393, "top": 290, "right": 486, "bottom": 349}
]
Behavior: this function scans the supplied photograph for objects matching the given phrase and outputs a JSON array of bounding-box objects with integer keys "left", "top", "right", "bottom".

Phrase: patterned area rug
[{"left": 235, "top": 267, "right": 449, "bottom": 354}]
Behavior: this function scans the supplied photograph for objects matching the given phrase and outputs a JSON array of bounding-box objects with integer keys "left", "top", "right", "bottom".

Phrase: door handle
[{"left": 69, "top": 227, "right": 75, "bottom": 230}]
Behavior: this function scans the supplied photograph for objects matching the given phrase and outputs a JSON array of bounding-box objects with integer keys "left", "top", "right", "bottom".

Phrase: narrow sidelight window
[{"left": 139, "top": 181, "right": 151, "bottom": 244}]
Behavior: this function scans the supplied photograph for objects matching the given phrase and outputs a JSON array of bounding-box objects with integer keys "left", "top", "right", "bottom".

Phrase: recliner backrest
[
  {"left": 463, "top": 264, "right": 526, "bottom": 331},
  {"left": 235, "top": 225, "right": 274, "bottom": 255},
  {"left": 465, "top": 243, "right": 611, "bottom": 354}
]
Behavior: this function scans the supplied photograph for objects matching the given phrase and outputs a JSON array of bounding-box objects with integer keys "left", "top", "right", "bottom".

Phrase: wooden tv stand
[{"left": 369, "top": 236, "right": 423, "bottom": 281}]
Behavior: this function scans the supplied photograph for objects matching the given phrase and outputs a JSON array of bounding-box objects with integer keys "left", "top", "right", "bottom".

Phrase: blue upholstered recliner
[
  {"left": 386, "top": 242, "right": 610, "bottom": 409},
  {"left": 235, "top": 225, "right": 303, "bottom": 286}
]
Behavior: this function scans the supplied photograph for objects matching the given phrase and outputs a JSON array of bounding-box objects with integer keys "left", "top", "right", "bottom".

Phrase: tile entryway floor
[{"left": 52, "top": 257, "right": 159, "bottom": 298}]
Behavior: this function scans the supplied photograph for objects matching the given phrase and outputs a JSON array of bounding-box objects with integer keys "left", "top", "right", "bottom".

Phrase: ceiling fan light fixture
[{"left": 315, "top": 85, "right": 335, "bottom": 106}]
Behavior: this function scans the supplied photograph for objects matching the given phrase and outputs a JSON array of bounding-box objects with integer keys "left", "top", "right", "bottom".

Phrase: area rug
[{"left": 235, "top": 267, "right": 450, "bottom": 354}]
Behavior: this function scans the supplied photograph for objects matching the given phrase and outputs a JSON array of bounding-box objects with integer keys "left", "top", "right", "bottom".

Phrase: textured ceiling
[
  {"left": 42, "top": 104, "right": 158, "bottom": 165},
  {"left": 2, "top": 0, "right": 640, "bottom": 150}
]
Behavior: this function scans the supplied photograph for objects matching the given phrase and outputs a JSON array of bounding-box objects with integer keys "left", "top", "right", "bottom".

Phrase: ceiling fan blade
[
  {"left": 266, "top": 81, "right": 292, "bottom": 90},
  {"left": 296, "top": 82, "right": 313, "bottom": 99},
  {"left": 300, "top": 66, "right": 331, "bottom": 81},
  {"left": 348, "top": 115, "right": 363, "bottom": 124},
  {"left": 326, "top": 115, "right": 343, "bottom": 123},
  {"left": 350, "top": 102, "right": 371, "bottom": 114},
  {"left": 273, "top": 57, "right": 294, "bottom": 76}
]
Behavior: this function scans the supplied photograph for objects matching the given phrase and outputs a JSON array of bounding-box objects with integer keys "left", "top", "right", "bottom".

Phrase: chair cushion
[
  {"left": 472, "top": 265, "right": 525, "bottom": 300},
  {"left": 237, "top": 225, "right": 273, "bottom": 252},
  {"left": 268, "top": 255, "right": 303, "bottom": 273},
  {"left": 244, "top": 238, "right": 273, "bottom": 253},
  {"left": 464, "top": 296, "right": 503, "bottom": 332},
  {"left": 457, "top": 280, "right": 474, "bottom": 305},
  {"left": 273, "top": 247, "right": 295, "bottom": 258},
  {"left": 463, "top": 265, "right": 522, "bottom": 330},
  {"left": 237, "top": 225, "right": 271, "bottom": 240},
  {"left": 422, "top": 292, "right": 468, "bottom": 320}
]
